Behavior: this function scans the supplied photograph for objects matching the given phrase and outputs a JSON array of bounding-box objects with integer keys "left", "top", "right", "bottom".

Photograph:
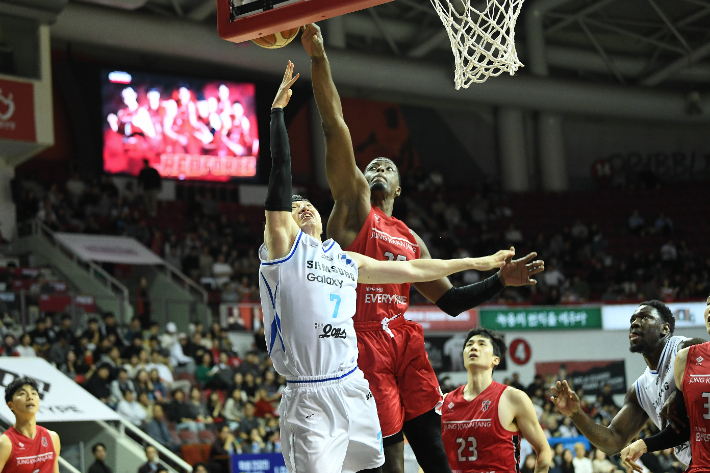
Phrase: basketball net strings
[{"left": 430, "top": 0, "right": 524, "bottom": 89}]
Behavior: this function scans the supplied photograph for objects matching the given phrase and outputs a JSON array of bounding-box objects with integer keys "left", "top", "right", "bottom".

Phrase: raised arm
[
  {"left": 302, "top": 23, "right": 370, "bottom": 244},
  {"left": 551, "top": 380, "right": 648, "bottom": 455},
  {"left": 346, "top": 249, "right": 513, "bottom": 285},
  {"left": 264, "top": 61, "right": 301, "bottom": 260}
]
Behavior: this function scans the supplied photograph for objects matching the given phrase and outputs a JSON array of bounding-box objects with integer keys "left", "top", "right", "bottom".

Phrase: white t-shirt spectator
[
  {"left": 117, "top": 398, "right": 147, "bottom": 426},
  {"left": 212, "top": 261, "right": 233, "bottom": 287},
  {"left": 573, "top": 456, "right": 594, "bottom": 473},
  {"left": 542, "top": 268, "right": 565, "bottom": 287},
  {"left": 15, "top": 345, "right": 36, "bottom": 357},
  {"left": 660, "top": 242, "right": 677, "bottom": 261}
]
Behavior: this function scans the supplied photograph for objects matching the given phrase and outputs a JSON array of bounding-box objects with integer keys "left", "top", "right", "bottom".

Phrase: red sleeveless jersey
[
  {"left": 442, "top": 381, "right": 521, "bottom": 473},
  {"left": 345, "top": 205, "right": 421, "bottom": 324},
  {"left": 4, "top": 425, "right": 55, "bottom": 473},
  {"left": 682, "top": 342, "right": 710, "bottom": 472}
]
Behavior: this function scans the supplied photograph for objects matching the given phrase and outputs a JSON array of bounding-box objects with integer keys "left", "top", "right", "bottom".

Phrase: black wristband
[
  {"left": 643, "top": 424, "right": 690, "bottom": 452},
  {"left": 265, "top": 108, "right": 292, "bottom": 212},
  {"left": 435, "top": 273, "right": 505, "bottom": 317}
]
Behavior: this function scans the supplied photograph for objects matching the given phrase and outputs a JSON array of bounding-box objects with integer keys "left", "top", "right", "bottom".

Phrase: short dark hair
[
  {"left": 639, "top": 300, "right": 675, "bottom": 334},
  {"left": 61, "top": 314, "right": 72, "bottom": 321},
  {"left": 291, "top": 195, "right": 310, "bottom": 204},
  {"left": 103, "top": 312, "right": 115, "bottom": 320},
  {"left": 5, "top": 376, "right": 39, "bottom": 403},
  {"left": 463, "top": 327, "right": 506, "bottom": 367},
  {"left": 92, "top": 443, "right": 106, "bottom": 453}
]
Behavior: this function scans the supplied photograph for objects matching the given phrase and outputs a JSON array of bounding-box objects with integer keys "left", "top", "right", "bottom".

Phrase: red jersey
[
  {"left": 442, "top": 381, "right": 521, "bottom": 473},
  {"left": 682, "top": 342, "right": 710, "bottom": 472},
  {"left": 4, "top": 425, "right": 55, "bottom": 473},
  {"left": 345, "top": 205, "right": 421, "bottom": 324}
]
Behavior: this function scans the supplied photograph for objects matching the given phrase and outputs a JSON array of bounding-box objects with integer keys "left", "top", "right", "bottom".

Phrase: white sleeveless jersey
[
  {"left": 258, "top": 231, "right": 359, "bottom": 378},
  {"left": 634, "top": 335, "right": 691, "bottom": 465}
]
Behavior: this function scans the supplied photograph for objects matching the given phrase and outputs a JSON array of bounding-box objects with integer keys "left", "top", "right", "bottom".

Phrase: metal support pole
[{"left": 20, "top": 290, "right": 26, "bottom": 332}]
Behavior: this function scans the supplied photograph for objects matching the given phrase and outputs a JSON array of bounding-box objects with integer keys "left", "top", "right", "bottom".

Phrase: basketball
[{"left": 251, "top": 28, "right": 300, "bottom": 49}]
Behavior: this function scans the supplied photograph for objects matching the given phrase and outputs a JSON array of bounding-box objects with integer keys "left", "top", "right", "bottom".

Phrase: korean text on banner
[
  {"left": 0, "top": 358, "right": 121, "bottom": 423},
  {"left": 0, "top": 79, "right": 36, "bottom": 142},
  {"left": 479, "top": 307, "right": 603, "bottom": 330},
  {"left": 405, "top": 307, "right": 478, "bottom": 332},
  {"left": 230, "top": 452, "right": 286, "bottom": 473}
]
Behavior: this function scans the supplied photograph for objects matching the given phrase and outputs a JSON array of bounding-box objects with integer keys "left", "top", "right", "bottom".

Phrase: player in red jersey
[
  {"left": 302, "top": 23, "right": 545, "bottom": 473},
  {"left": 0, "top": 376, "right": 60, "bottom": 473},
  {"left": 442, "top": 328, "right": 551, "bottom": 473},
  {"left": 620, "top": 294, "right": 710, "bottom": 472}
]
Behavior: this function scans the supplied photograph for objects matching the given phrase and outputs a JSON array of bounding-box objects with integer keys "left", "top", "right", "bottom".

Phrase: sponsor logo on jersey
[
  {"left": 364, "top": 293, "right": 407, "bottom": 304},
  {"left": 443, "top": 419, "right": 492, "bottom": 431},
  {"left": 448, "top": 402, "right": 455, "bottom": 410},
  {"left": 318, "top": 324, "right": 347, "bottom": 339},
  {"left": 16, "top": 452, "right": 54, "bottom": 466},
  {"left": 689, "top": 375, "right": 710, "bottom": 384},
  {"left": 41, "top": 437, "right": 47, "bottom": 447},
  {"left": 307, "top": 272, "right": 344, "bottom": 288},
  {"left": 366, "top": 391, "right": 373, "bottom": 401},
  {"left": 696, "top": 429, "right": 710, "bottom": 442},
  {"left": 370, "top": 228, "right": 418, "bottom": 253},
  {"left": 482, "top": 400, "right": 491, "bottom": 412},
  {"left": 339, "top": 254, "right": 356, "bottom": 269},
  {"left": 697, "top": 356, "right": 704, "bottom": 365},
  {"left": 306, "top": 260, "right": 356, "bottom": 281},
  {"left": 18, "top": 442, "right": 24, "bottom": 449}
]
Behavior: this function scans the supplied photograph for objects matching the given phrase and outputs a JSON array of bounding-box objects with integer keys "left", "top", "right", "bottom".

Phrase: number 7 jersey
[
  {"left": 258, "top": 231, "right": 360, "bottom": 378},
  {"left": 442, "top": 381, "right": 521, "bottom": 473}
]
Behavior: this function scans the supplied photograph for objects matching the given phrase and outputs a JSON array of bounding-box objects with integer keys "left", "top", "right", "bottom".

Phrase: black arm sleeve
[
  {"left": 435, "top": 273, "right": 505, "bottom": 317},
  {"left": 264, "top": 108, "right": 292, "bottom": 212},
  {"left": 644, "top": 390, "right": 690, "bottom": 452}
]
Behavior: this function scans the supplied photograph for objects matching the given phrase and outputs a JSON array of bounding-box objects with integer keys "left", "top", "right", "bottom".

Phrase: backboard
[{"left": 217, "top": 0, "right": 395, "bottom": 44}]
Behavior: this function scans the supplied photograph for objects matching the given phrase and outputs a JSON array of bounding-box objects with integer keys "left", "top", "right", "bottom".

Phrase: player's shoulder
[
  {"left": 501, "top": 385, "right": 530, "bottom": 404},
  {"left": 0, "top": 433, "right": 12, "bottom": 451}
]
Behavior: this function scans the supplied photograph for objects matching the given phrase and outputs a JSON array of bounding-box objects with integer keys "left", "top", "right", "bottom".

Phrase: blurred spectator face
[
  {"left": 219, "top": 352, "right": 229, "bottom": 365},
  {"left": 150, "top": 369, "right": 160, "bottom": 382},
  {"left": 147, "top": 91, "right": 160, "bottom": 110},
  {"left": 61, "top": 316, "right": 72, "bottom": 330},
  {"left": 594, "top": 449, "right": 606, "bottom": 461},
  {"left": 219, "top": 425, "right": 231, "bottom": 440},
  {"left": 249, "top": 428, "right": 260, "bottom": 442},
  {"left": 109, "top": 347, "right": 121, "bottom": 362},
  {"left": 153, "top": 404, "right": 164, "bottom": 420},
  {"left": 234, "top": 373, "right": 243, "bottom": 385},
  {"left": 151, "top": 351, "right": 162, "bottom": 364},
  {"left": 139, "top": 350, "right": 149, "bottom": 364},
  {"left": 137, "top": 370, "right": 150, "bottom": 384},
  {"left": 21, "top": 333, "right": 33, "bottom": 345},
  {"left": 150, "top": 338, "right": 160, "bottom": 352},
  {"left": 195, "top": 465, "right": 208, "bottom": 473},
  {"left": 124, "top": 390, "right": 135, "bottom": 402},
  {"left": 190, "top": 387, "right": 201, "bottom": 401},
  {"left": 93, "top": 444, "right": 106, "bottom": 461},
  {"left": 563, "top": 450, "right": 573, "bottom": 463},
  {"left": 201, "top": 353, "right": 212, "bottom": 366},
  {"left": 174, "top": 390, "right": 185, "bottom": 402},
  {"left": 132, "top": 336, "right": 143, "bottom": 350},
  {"left": 179, "top": 87, "right": 191, "bottom": 104},
  {"left": 264, "top": 371, "right": 275, "bottom": 384},
  {"left": 4, "top": 335, "right": 15, "bottom": 349},
  {"left": 104, "top": 314, "right": 116, "bottom": 326},
  {"left": 574, "top": 443, "right": 586, "bottom": 458},
  {"left": 194, "top": 322, "right": 204, "bottom": 335},
  {"left": 244, "top": 403, "right": 255, "bottom": 417},
  {"left": 130, "top": 318, "right": 141, "bottom": 332},
  {"left": 138, "top": 392, "right": 150, "bottom": 406},
  {"left": 97, "top": 367, "right": 110, "bottom": 380},
  {"left": 145, "top": 445, "right": 158, "bottom": 462},
  {"left": 99, "top": 338, "right": 112, "bottom": 351},
  {"left": 89, "top": 319, "right": 99, "bottom": 332},
  {"left": 118, "top": 370, "right": 128, "bottom": 382},
  {"left": 245, "top": 373, "right": 255, "bottom": 385},
  {"left": 554, "top": 443, "right": 564, "bottom": 456},
  {"left": 66, "top": 350, "right": 76, "bottom": 364},
  {"left": 36, "top": 319, "right": 46, "bottom": 332},
  {"left": 524, "top": 455, "right": 536, "bottom": 469},
  {"left": 209, "top": 392, "right": 220, "bottom": 405},
  {"left": 231, "top": 389, "right": 242, "bottom": 401}
]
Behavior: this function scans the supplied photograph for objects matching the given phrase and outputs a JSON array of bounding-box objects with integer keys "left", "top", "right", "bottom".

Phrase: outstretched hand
[
  {"left": 471, "top": 249, "right": 515, "bottom": 271},
  {"left": 550, "top": 380, "right": 581, "bottom": 417},
  {"left": 498, "top": 247, "right": 544, "bottom": 286},
  {"left": 620, "top": 440, "right": 647, "bottom": 472},
  {"left": 301, "top": 23, "right": 325, "bottom": 59},
  {"left": 272, "top": 61, "right": 300, "bottom": 110}
]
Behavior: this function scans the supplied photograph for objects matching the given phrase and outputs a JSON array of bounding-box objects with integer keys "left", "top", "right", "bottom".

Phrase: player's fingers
[
  {"left": 514, "top": 252, "right": 537, "bottom": 264},
  {"left": 287, "top": 73, "right": 300, "bottom": 87},
  {"left": 527, "top": 278, "right": 538, "bottom": 284}
]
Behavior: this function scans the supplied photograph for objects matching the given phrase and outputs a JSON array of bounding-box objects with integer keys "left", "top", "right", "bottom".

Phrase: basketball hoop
[{"left": 430, "top": 0, "right": 524, "bottom": 89}]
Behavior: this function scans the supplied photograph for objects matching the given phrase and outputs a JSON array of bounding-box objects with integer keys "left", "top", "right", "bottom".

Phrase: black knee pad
[{"left": 402, "top": 409, "right": 452, "bottom": 473}]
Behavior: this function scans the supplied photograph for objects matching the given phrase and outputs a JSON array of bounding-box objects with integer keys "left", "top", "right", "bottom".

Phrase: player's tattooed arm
[
  {"left": 551, "top": 380, "right": 647, "bottom": 454},
  {"left": 0, "top": 435, "right": 12, "bottom": 471}
]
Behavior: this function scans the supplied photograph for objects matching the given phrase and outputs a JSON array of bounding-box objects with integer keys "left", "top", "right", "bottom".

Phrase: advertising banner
[
  {"left": 230, "top": 453, "right": 286, "bottom": 473},
  {"left": 480, "top": 307, "right": 603, "bottom": 330},
  {"left": 0, "top": 358, "right": 121, "bottom": 423},
  {"left": 0, "top": 78, "right": 36, "bottom": 142},
  {"left": 603, "top": 302, "right": 708, "bottom": 329},
  {"left": 54, "top": 233, "right": 164, "bottom": 265},
  {"left": 535, "top": 360, "right": 627, "bottom": 395},
  {"left": 405, "top": 307, "right": 478, "bottom": 332}
]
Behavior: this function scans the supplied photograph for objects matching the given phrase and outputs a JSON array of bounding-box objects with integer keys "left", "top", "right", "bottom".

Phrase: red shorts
[{"left": 355, "top": 316, "right": 442, "bottom": 438}]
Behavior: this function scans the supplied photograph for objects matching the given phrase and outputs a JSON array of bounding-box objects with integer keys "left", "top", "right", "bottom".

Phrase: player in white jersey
[
  {"left": 551, "top": 300, "right": 704, "bottom": 465},
  {"left": 261, "top": 61, "right": 515, "bottom": 473}
]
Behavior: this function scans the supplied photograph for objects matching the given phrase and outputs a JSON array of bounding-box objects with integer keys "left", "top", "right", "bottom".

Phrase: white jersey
[
  {"left": 259, "top": 231, "right": 359, "bottom": 378},
  {"left": 634, "top": 335, "right": 691, "bottom": 465}
]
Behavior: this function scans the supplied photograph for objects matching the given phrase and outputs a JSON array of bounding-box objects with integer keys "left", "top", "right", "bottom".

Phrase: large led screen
[{"left": 102, "top": 70, "right": 258, "bottom": 181}]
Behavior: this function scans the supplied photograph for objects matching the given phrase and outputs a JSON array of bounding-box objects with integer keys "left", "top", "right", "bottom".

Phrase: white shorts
[{"left": 279, "top": 366, "right": 385, "bottom": 473}]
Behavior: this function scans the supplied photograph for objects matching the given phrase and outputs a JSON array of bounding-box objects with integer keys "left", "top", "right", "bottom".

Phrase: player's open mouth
[
  {"left": 629, "top": 333, "right": 641, "bottom": 341},
  {"left": 372, "top": 176, "right": 387, "bottom": 184}
]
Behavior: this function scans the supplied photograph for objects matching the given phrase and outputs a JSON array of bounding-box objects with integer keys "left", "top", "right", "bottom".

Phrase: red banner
[
  {"left": 0, "top": 79, "right": 35, "bottom": 142},
  {"left": 405, "top": 306, "right": 479, "bottom": 332}
]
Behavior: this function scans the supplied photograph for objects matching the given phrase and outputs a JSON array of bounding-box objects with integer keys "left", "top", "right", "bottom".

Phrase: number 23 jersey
[
  {"left": 345, "top": 205, "right": 421, "bottom": 324},
  {"left": 442, "top": 381, "right": 521, "bottom": 473}
]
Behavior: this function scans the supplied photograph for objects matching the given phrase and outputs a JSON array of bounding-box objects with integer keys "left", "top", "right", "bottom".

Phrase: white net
[{"left": 430, "top": 0, "right": 524, "bottom": 89}]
